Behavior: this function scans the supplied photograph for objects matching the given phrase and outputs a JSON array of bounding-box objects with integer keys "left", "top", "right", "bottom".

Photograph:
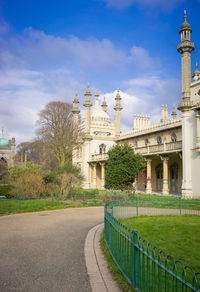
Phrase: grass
[
  {"left": 120, "top": 215, "right": 200, "bottom": 273},
  {"left": 102, "top": 215, "right": 200, "bottom": 291},
  {"left": 0, "top": 198, "right": 77, "bottom": 214}
]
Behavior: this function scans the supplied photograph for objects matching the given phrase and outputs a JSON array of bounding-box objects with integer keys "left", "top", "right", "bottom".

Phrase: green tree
[{"left": 105, "top": 144, "right": 145, "bottom": 191}]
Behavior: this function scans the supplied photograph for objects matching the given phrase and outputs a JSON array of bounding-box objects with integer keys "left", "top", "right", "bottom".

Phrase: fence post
[
  {"left": 111, "top": 201, "right": 114, "bottom": 216},
  {"left": 19, "top": 194, "right": 21, "bottom": 210},
  {"left": 52, "top": 193, "right": 54, "bottom": 207},
  {"left": 133, "top": 230, "right": 139, "bottom": 290},
  {"left": 136, "top": 197, "right": 139, "bottom": 217},
  {"left": 180, "top": 197, "right": 181, "bottom": 216}
]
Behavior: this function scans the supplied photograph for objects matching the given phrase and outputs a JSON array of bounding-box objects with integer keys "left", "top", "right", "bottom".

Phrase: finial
[
  {"left": 95, "top": 91, "right": 99, "bottom": 100},
  {"left": 196, "top": 63, "right": 198, "bottom": 70},
  {"left": 87, "top": 83, "right": 90, "bottom": 89},
  {"left": 184, "top": 10, "right": 187, "bottom": 21}
]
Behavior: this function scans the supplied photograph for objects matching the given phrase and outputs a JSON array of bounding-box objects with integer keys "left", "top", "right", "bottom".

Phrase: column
[
  {"left": 146, "top": 158, "right": 152, "bottom": 194},
  {"left": 196, "top": 111, "right": 200, "bottom": 151},
  {"left": 100, "top": 163, "right": 105, "bottom": 189},
  {"left": 90, "top": 164, "right": 94, "bottom": 188},
  {"left": 161, "top": 156, "right": 169, "bottom": 195},
  {"left": 93, "top": 163, "right": 97, "bottom": 189}
]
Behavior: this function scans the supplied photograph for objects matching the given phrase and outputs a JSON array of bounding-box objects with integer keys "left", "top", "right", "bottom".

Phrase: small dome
[
  {"left": 181, "top": 10, "right": 190, "bottom": 29},
  {"left": 0, "top": 130, "right": 9, "bottom": 147},
  {"left": 181, "top": 21, "right": 190, "bottom": 29},
  {"left": 90, "top": 96, "right": 110, "bottom": 123}
]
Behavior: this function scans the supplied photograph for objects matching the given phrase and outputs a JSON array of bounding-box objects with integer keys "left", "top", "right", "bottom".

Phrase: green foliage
[
  {"left": 44, "top": 162, "right": 84, "bottom": 199},
  {"left": 9, "top": 162, "right": 45, "bottom": 198},
  {"left": 0, "top": 184, "right": 15, "bottom": 197},
  {"left": 105, "top": 144, "right": 145, "bottom": 191}
]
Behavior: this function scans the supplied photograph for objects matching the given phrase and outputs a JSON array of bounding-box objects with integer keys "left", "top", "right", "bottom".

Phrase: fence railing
[{"left": 104, "top": 200, "right": 200, "bottom": 291}]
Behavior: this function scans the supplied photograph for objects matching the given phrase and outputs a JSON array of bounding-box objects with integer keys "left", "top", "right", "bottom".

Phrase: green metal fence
[{"left": 104, "top": 199, "right": 200, "bottom": 291}]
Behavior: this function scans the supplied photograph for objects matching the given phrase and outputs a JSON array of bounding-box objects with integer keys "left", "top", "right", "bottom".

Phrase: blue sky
[{"left": 0, "top": 0, "right": 200, "bottom": 143}]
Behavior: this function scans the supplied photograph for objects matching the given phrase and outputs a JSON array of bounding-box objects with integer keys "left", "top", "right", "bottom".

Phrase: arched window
[
  {"left": 171, "top": 133, "right": 177, "bottom": 142},
  {"left": 157, "top": 136, "right": 162, "bottom": 144},
  {"left": 99, "top": 144, "right": 106, "bottom": 154}
]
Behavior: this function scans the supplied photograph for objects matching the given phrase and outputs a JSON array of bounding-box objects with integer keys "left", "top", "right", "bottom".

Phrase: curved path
[{"left": 0, "top": 207, "right": 104, "bottom": 292}]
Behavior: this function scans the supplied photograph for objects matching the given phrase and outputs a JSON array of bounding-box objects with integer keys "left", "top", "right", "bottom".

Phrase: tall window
[{"left": 99, "top": 144, "right": 106, "bottom": 154}]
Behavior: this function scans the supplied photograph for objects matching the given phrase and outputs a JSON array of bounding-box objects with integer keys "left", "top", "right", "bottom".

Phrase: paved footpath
[{"left": 0, "top": 207, "right": 104, "bottom": 292}]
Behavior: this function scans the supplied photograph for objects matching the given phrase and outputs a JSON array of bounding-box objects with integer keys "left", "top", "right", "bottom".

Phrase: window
[
  {"left": 157, "top": 136, "right": 162, "bottom": 144},
  {"left": 171, "top": 133, "right": 177, "bottom": 142},
  {"left": 145, "top": 138, "right": 149, "bottom": 145},
  {"left": 99, "top": 144, "right": 106, "bottom": 154}
]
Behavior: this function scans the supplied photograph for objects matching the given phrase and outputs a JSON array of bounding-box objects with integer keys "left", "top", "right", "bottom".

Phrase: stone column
[
  {"left": 100, "top": 163, "right": 105, "bottom": 189},
  {"left": 196, "top": 111, "right": 200, "bottom": 151},
  {"left": 90, "top": 164, "right": 93, "bottom": 188},
  {"left": 146, "top": 158, "right": 152, "bottom": 194},
  {"left": 161, "top": 156, "right": 169, "bottom": 195},
  {"left": 93, "top": 163, "right": 97, "bottom": 189}
]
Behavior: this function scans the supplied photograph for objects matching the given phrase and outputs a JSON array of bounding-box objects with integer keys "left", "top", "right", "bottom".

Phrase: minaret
[
  {"left": 83, "top": 85, "right": 92, "bottom": 138},
  {"left": 101, "top": 97, "right": 108, "bottom": 112},
  {"left": 171, "top": 106, "right": 177, "bottom": 120},
  {"left": 177, "top": 10, "right": 194, "bottom": 108},
  {"left": 177, "top": 11, "right": 194, "bottom": 197},
  {"left": 114, "top": 89, "right": 122, "bottom": 138},
  {"left": 72, "top": 93, "right": 80, "bottom": 130}
]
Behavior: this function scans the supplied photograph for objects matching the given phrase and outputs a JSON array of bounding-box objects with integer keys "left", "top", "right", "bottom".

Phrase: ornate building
[
  {"left": 72, "top": 12, "right": 200, "bottom": 198},
  {"left": 0, "top": 129, "right": 15, "bottom": 174}
]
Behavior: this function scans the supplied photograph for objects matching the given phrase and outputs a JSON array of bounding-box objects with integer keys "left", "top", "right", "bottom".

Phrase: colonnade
[
  {"left": 145, "top": 156, "right": 169, "bottom": 195},
  {"left": 89, "top": 162, "right": 106, "bottom": 189}
]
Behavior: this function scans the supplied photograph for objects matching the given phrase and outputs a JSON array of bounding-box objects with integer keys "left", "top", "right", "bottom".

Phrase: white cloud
[
  {"left": 101, "top": 0, "right": 185, "bottom": 10},
  {"left": 0, "top": 24, "right": 168, "bottom": 145}
]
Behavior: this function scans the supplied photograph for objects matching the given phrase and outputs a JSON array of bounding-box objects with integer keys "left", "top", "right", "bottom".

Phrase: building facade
[
  {"left": 0, "top": 129, "right": 15, "bottom": 176},
  {"left": 72, "top": 12, "right": 200, "bottom": 198}
]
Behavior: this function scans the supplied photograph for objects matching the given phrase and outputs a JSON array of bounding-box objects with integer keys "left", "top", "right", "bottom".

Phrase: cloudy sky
[{"left": 0, "top": 0, "right": 200, "bottom": 144}]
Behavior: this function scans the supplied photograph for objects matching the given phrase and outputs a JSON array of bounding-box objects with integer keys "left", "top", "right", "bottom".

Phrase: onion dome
[
  {"left": 90, "top": 92, "right": 110, "bottom": 123},
  {"left": 0, "top": 129, "right": 9, "bottom": 147},
  {"left": 193, "top": 63, "right": 200, "bottom": 81},
  {"left": 181, "top": 10, "right": 190, "bottom": 29}
]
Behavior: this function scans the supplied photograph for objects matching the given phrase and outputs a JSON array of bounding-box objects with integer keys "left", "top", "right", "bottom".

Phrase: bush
[
  {"left": 9, "top": 162, "right": 44, "bottom": 198},
  {"left": 0, "top": 184, "right": 15, "bottom": 198}
]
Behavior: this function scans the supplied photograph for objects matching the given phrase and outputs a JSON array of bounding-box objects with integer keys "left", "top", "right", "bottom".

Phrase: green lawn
[
  {"left": 120, "top": 215, "right": 200, "bottom": 275},
  {"left": 0, "top": 198, "right": 78, "bottom": 214},
  {"left": 102, "top": 215, "right": 200, "bottom": 292}
]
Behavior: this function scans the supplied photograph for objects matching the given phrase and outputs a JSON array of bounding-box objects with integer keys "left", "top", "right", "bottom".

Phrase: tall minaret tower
[
  {"left": 72, "top": 93, "right": 80, "bottom": 130},
  {"left": 177, "top": 11, "right": 194, "bottom": 197},
  {"left": 83, "top": 85, "right": 92, "bottom": 138},
  {"left": 177, "top": 10, "right": 194, "bottom": 106},
  {"left": 114, "top": 89, "right": 122, "bottom": 138}
]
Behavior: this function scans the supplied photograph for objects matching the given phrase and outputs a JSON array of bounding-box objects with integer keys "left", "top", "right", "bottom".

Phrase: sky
[{"left": 0, "top": 0, "right": 200, "bottom": 144}]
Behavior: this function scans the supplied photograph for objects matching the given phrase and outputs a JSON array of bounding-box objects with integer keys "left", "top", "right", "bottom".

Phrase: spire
[
  {"left": 193, "top": 63, "right": 200, "bottom": 81},
  {"left": 171, "top": 106, "right": 177, "bottom": 119},
  {"left": 101, "top": 96, "right": 108, "bottom": 112},
  {"left": 114, "top": 89, "right": 122, "bottom": 111},
  {"left": 83, "top": 85, "right": 92, "bottom": 107},
  {"left": 95, "top": 91, "right": 99, "bottom": 101},
  {"left": 72, "top": 93, "right": 80, "bottom": 114}
]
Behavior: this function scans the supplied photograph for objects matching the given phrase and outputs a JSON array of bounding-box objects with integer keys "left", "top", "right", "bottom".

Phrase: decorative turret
[
  {"left": 192, "top": 63, "right": 200, "bottom": 81},
  {"left": 101, "top": 97, "right": 108, "bottom": 112},
  {"left": 114, "top": 89, "right": 122, "bottom": 138},
  {"left": 171, "top": 106, "right": 177, "bottom": 119},
  {"left": 177, "top": 11, "right": 194, "bottom": 111},
  {"left": 72, "top": 93, "right": 80, "bottom": 130},
  {"left": 83, "top": 85, "right": 92, "bottom": 138}
]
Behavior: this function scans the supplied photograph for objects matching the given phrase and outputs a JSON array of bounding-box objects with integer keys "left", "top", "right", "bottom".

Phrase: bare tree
[{"left": 36, "top": 101, "right": 75, "bottom": 167}]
